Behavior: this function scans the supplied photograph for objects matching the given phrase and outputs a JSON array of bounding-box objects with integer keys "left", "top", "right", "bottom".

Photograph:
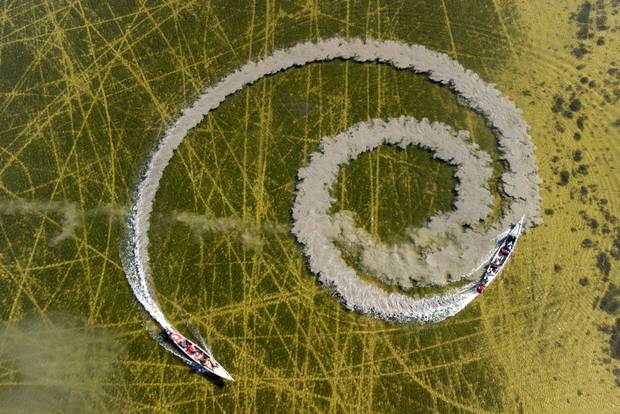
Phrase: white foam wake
[{"left": 121, "top": 38, "right": 541, "bottom": 353}]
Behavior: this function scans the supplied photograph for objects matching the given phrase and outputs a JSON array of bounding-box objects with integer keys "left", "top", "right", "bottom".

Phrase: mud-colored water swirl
[{"left": 122, "top": 38, "right": 541, "bottom": 362}]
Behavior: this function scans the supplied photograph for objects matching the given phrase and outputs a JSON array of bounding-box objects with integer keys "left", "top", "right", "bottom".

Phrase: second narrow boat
[{"left": 475, "top": 217, "right": 524, "bottom": 294}]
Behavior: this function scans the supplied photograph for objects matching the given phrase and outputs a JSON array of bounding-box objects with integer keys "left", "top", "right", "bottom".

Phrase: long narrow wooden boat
[
  {"left": 476, "top": 216, "right": 524, "bottom": 294},
  {"left": 166, "top": 328, "right": 234, "bottom": 381}
]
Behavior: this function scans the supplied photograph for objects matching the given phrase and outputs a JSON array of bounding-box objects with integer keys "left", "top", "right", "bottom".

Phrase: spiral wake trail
[{"left": 121, "top": 37, "right": 540, "bottom": 374}]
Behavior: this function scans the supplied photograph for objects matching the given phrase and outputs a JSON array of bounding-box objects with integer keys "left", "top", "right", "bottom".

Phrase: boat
[
  {"left": 166, "top": 328, "right": 234, "bottom": 381},
  {"left": 475, "top": 216, "right": 524, "bottom": 294}
]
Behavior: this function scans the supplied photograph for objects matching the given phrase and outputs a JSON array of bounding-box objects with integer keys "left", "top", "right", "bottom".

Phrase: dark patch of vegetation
[
  {"left": 573, "top": 45, "right": 589, "bottom": 58},
  {"left": 575, "top": 2, "right": 592, "bottom": 39},
  {"left": 581, "top": 238, "right": 594, "bottom": 248},
  {"left": 554, "top": 264, "right": 562, "bottom": 273},
  {"left": 613, "top": 368, "right": 620, "bottom": 387},
  {"left": 551, "top": 95, "right": 564, "bottom": 113},
  {"left": 559, "top": 170, "right": 570, "bottom": 185},
  {"left": 569, "top": 98, "right": 582, "bottom": 111},
  {"left": 597, "top": 252, "right": 611, "bottom": 278},
  {"left": 598, "top": 209, "right": 618, "bottom": 227},
  {"left": 576, "top": 164, "right": 589, "bottom": 175},
  {"left": 579, "top": 277, "right": 589, "bottom": 286},
  {"left": 573, "top": 149, "right": 583, "bottom": 161},
  {"left": 574, "top": 132, "right": 582, "bottom": 140},
  {"left": 597, "top": 37, "right": 605, "bottom": 45},
  {"left": 611, "top": 228, "right": 620, "bottom": 260},
  {"left": 576, "top": 115, "right": 586, "bottom": 130},
  {"left": 544, "top": 208, "right": 554, "bottom": 215},
  {"left": 599, "top": 283, "right": 620, "bottom": 314},
  {"left": 587, "top": 218, "right": 598, "bottom": 230},
  {"left": 610, "top": 318, "right": 620, "bottom": 359}
]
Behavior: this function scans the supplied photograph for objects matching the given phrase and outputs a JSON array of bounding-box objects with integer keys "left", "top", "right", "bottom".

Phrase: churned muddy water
[
  {"left": 0, "top": 314, "right": 124, "bottom": 414},
  {"left": 0, "top": 1, "right": 618, "bottom": 412}
]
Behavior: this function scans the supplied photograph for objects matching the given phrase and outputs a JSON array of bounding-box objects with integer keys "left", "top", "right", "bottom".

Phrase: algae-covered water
[{"left": 0, "top": 1, "right": 618, "bottom": 412}]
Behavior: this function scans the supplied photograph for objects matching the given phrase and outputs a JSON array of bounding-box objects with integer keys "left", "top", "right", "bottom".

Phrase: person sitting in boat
[
  {"left": 170, "top": 332, "right": 182, "bottom": 343},
  {"left": 506, "top": 235, "right": 516, "bottom": 245}
]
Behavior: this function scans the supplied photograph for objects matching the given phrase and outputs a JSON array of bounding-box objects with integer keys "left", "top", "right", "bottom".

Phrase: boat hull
[
  {"left": 166, "top": 329, "right": 234, "bottom": 381},
  {"left": 475, "top": 217, "right": 524, "bottom": 294}
]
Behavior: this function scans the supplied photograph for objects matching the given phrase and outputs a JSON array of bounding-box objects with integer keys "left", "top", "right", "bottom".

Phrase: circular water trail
[
  {"left": 292, "top": 117, "right": 519, "bottom": 322},
  {"left": 305, "top": 117, "right": 495, "bottom": 287},
  {"left": 122, "top": 38, "right": 541, "bottom": 354}
]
